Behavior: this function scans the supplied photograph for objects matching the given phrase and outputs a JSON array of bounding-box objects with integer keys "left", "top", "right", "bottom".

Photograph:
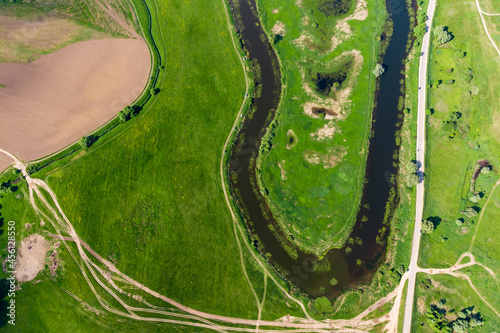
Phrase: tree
[
  {"left": 421, "top": 219, "right": 435, "bottom": 234},
  {"left": 406, "top": 160, "right": 418, "bottom": 173},
  {"left": 468, "top": 193, "right": 481, "bottom": 203},
  {"left": 406, "top": 173, "right": 420, "bottom": 187},
  {"left": 462, "top": 207, "right": 478, "bottom": 218},
  {"left": 373, "top": 63, "right": 385, "bottom": 77},
  {"left": 433, "top": 25, "right": 453, "bottom": 45},
  {"left": 118, "top": 110, "right": 128, "bottom": 123},
  {"left": 79, "top": 136, "right": 92, "bottom": 150},
  {"left": 452, "top": 318, "right": 469, "bottom": 333}
]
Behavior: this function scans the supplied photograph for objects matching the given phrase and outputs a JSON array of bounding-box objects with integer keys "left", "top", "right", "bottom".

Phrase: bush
[
  {"left": 118, "top": 110, "right": 128, "bottom": 123},
  {"left": 406, "top": 160, "right": 418, "bottom": 173},
  {"left": 79, "top": 136, "right": 92, "bottom": 150},
  {"left": 313, "top": 296, "right": 332, "bottom": 313},
  {"left": 426, "top": 108, "right": 434, "bottom": 116},
  {"left": 462, "top": 207, "right": 478, "bottom": 218},
  {"left": 480, "top": 166, "right": 491, "bottom": 174},
  {"left": 373, "top": 63, "right": 385, "bottom": 77},
  {"left": 421, "top": 220, "right": 435, "bottom": 234},
  {"left": 329, "top": 277, "right": 338, "bottom": 286},
  {"left": 406, "top": 173, "right": 420, "bottom": 187},
  {"left": 468, "top": 193, "right": 481, "bottom": 203},
  {"left": 433, "top": 25, "right": 453, "bottom": 45}
]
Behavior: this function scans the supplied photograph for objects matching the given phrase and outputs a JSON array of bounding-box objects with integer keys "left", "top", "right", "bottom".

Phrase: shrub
[
  {"left": 313, "top": 296, "right": 332, "bottom": 314},
  {"left": 406, "top": 173, "right": 420, "bottom": 187},
  {"left": 426, "top": 108, "right": 434, "bottom": 116},
  {"left": 455, "top": 219, "right": 463, "bottom": 226},
  {"left": 480, "top": 166, "right": 491, "bottom": 174},
  {"left": 433, "top": 25, "right": 453, "bottom": 45},
  {"left": 373, "top": 63, "right": 385, "bottom": 77},
  {"left": 79, "top": 136, "right": 92, "bottom": 150},
  {"left": 405, "top": 160, "right": 418, "bottom": 173},
  {"left": 468, "top": 193, "right": 481, "bottom": 203},
  {"left": 421, "top": 219, "right": 435, "bottom": 234},
  {"left": 118, "top": 110, "right": 128, "bottom": 123},
  {"left": 329, "top": 277, "right": 338, "bottom": 286},
  {"left": 462, "top": 207, "right": 478, "bottom": 218}
]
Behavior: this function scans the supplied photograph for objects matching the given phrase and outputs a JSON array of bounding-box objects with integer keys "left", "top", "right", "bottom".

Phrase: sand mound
[
  {"left": 0, "top": 38, "right": 151, "bottom": 172},
  {"left": 15, "top": 234, "right": 50, "bottom": 282}
]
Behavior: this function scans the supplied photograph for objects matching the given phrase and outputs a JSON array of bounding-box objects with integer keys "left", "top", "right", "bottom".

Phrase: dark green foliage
[
  {"left": 273, "top": 34, "right": 283, "bottom": 44},
  {"left": 78, "top": 136, "right": 92, "bottom": 150},
  {"left": 317, "top": 0, "right": 352, "bottom": 17},
  {"left": 312, "top": 257, "right": 331, "bottom": 273}
]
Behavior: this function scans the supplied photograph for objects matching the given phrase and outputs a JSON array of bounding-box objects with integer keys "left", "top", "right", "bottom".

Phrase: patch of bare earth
[
  {"left": 272, "top": 8, "right": 279, "bottom": 14},
  {"left": 329, "top": 0, "right": 368, "bottom": 51},
  {"left": 311, "top": 121, "right": 337, "bottom": 140},
  {"left": 15, "top": 234, "right": 50, "bottom": 282},
  {"left": 278, "top": 160, "right": 287, "bottom": 180},
  {"left": 271, "top": 21, "right": 286, "bottom": 36},
  {"left": 302, "top": 50, "right": 363, "bottom": 119},
  {"left": 0, "top": 38, "right": 151, "bottom": 173}
]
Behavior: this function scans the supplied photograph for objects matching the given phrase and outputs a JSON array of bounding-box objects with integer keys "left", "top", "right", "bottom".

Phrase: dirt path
[
  {"left": 2, "top": 146, "right": 399, "bottom": 332},
  {"left": 469, "top": 177, "right": 500, "bottom": 250},
  {"left": 476, "top": 0, "right": 500, "bottom": 56}
]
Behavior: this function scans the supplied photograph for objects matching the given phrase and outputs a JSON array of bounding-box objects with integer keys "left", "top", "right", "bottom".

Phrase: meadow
[
  {"left": 0, "top": 0, "right": 307, "bottom": 330},
  {"left": 255, "top": 0, "right": 388, "bottom": 255},
  {"left": 417, "top": 0, "right": 500, "bottom": 327}
]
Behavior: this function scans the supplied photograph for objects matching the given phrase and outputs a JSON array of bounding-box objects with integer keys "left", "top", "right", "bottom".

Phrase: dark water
[{"left": 227, "top": 0, "right": 412, "bottom": 298}]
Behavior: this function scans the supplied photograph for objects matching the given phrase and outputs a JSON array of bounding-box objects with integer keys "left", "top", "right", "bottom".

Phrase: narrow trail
[
  {"left": 1, "top": 141, "right": 398, "bottom": 333},
  {"left": 476, "top": 0, "right": 500, "bottom": 56}
]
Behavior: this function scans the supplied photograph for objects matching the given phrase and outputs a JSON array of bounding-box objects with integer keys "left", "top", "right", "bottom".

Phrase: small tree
[
  {"left": 329, "top": 277, "right": 338, "bottom": 286},
  {"left": 373, "top": 64, "right": 385, "bottom": 77},
  {"left": 406, "top": 173, "right": 420, "bottom": 187},
  {"left": 406, "top": 160, "right": 418, "bottom": 173},
  {"left": 421, "top": 220, "right": 435, "bottom": 234},
  {"left": 433, "top": 25, "right": 453, "bottom": 45},
  {"left": 462, "top": 207, "right": 478, "bottom": 218},
  {"left": 468, "top": 193, "right": 481, "bottom": 203},
  {"left": 79, "top": 136, "right": 92, "bottom": 150},
  {"left": 481, "top": 165, "right": 491, "bottom": 174},
  {"left": 452, "top": 318, "right": 469, "bottom": 333},
  {"left": 118, "top": 110, "right": 128, "bottom": 123}
]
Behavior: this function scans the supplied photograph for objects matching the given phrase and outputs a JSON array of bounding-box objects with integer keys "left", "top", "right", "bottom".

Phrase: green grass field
[
  {"left": 417, "top": 0, "right": 500, "bottom": 327},
  {"left": 0, "top": 0, "right": 308, "bottom": 330},
  {"left": 0, "top": 0, "right": 132, "bottom": 63},
  {"left": 412, "top": 274, "right": 498, "bottom": 332},
  {"left": 255, "top": 0, "right": 387, "bottom": 254}
]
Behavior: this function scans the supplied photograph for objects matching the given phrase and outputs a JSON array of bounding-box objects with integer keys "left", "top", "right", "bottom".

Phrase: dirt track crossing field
[{"left": 0, "top": 38, "right": 150, "bottom": 171}]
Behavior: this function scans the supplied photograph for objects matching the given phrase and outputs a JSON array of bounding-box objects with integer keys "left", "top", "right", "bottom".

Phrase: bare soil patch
[
  {"left": 0, "top": 38, "right": 150, "bottom": 172},
  {"left": 15, "top": 234, "right": 50, "bottom": 282},
  {"left": 271, "top": 21, "right": 286, "bottom": 36},
  {"left": 0, "top": 15, "right": 111, "bottom": 63},
  {"left": 311, "top": 121, "right": 337, "bottom": 141}
]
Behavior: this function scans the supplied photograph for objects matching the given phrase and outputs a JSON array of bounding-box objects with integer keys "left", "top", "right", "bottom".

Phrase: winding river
[{"left": 228, "top": 0, "right": 412, "bottom": 298}]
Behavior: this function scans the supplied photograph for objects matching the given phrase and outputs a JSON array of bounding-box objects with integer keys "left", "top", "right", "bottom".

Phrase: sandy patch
[
  {"left": 271, "top": 21, "right": 286, "bottom": 36},
  {"left": 272, "top": 8, "right": 279, "bottom": 14},
  {"left": 303, "top": 147, "right": 347, "bottom": 169},
  {"left": 0, "top": 38, "right": 151, "bottom": 172},
  {"left": 311, "top": 121, "right": 337, "bottom": 140},
  {"left": 15, "top": 234, "right": 50, "bottom": 282},
  {"left": 292, "top": 32, "right": 314, "bottom": 49},
  {"left": 278, "top": 160, "right": 287, "bottom": 180},
  {"left": 302, "top": 50, "right": 363, "bottom": 119}
]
